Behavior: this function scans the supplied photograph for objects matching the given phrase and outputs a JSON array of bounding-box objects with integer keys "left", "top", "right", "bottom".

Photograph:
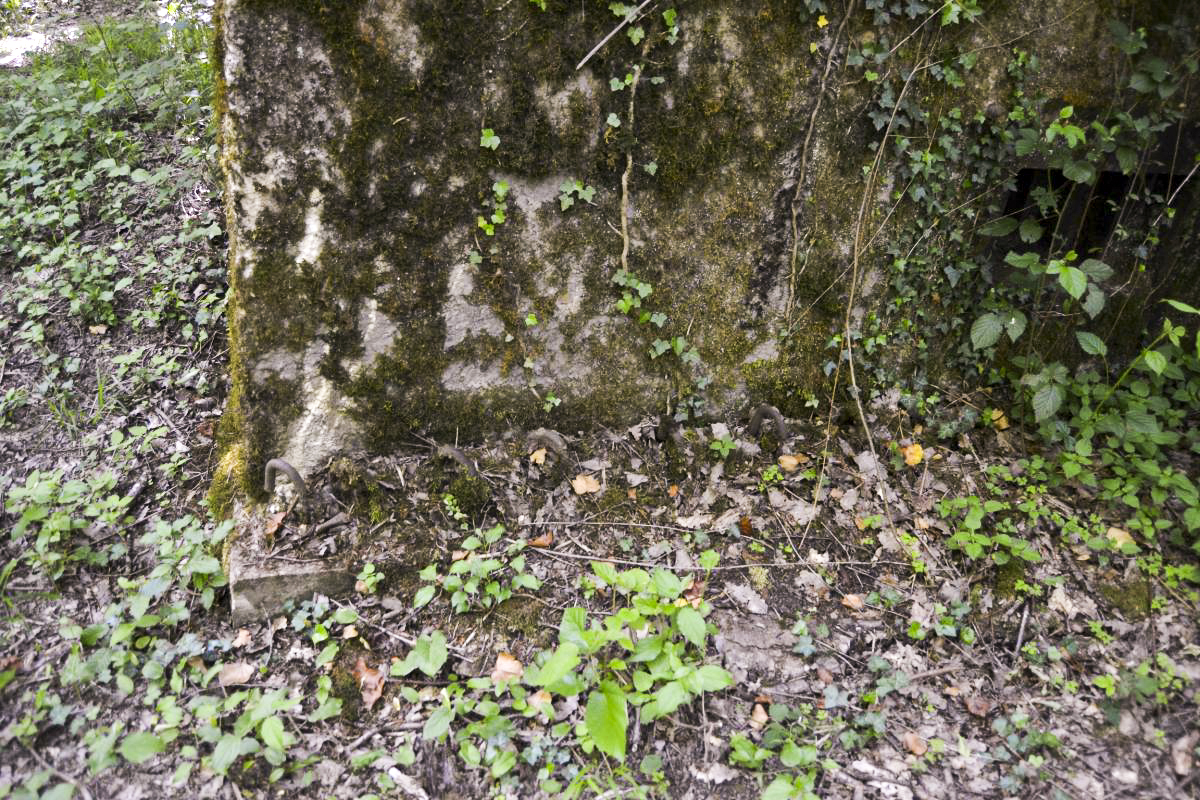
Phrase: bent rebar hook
[
  {"left": 747, "top": 403, "right": 787, "bottom": 442},
  {"left": 263, "top": 458, "right": 308, "bottom": 499}
]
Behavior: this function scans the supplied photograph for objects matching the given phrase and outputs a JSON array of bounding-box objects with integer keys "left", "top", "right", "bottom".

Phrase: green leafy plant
[{"left": 414, "top": 524, "right": 540, "bottom": 613}]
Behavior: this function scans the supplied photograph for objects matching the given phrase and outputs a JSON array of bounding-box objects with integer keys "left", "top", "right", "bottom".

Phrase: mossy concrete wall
[{"left": 213, "top": 0, "right": 1196, "bottom": 493}]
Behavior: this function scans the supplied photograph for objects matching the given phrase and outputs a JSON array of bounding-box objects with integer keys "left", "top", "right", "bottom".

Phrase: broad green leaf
[
  {"left": 764, "top": 776, "right": 802, "bottom": 800},
  {"left": 533, "top": 642, "right": 580, "bottom": 687},
  {"left": 586, "top": 682, "right": 628, "bottom": 759},
  {"left": 40, "top": 784, "right": 74, "bottom": 800},
  {"left": 422, "top": 703, "right": 455, "bottom": 740},
  {"left": 675, "top": 606, "right": 706, "bottom": 648},
  {"left": 1116, "top": 146, "right": 1137, "bottom": 173},
  {"left": 120, "top": 732, "right": 165, "bottom": 765},
  {"left": 978, "top": 217, "right": 1018, "bottom": 237},
  {"left": 651, "top": 568, "right": 683, "bottom": 598},
  {"left": 1062, "top": 159, "right": 1095, "bottom": 184},
  {"left": 413, "top": 585, "right": 436, "bottom": 609},
  {"left": 209, "top": 734, "right": 243, "bottom": 775},
  {"left": 1004, "top": 310, "right": 1027, "bottom": 342},
  {"left": 1082, "top": 285, "right": 1106, "bottom": 318},
  {"left": 1032, "top": 384, "right": 1063, "bottom": 422},
  {"left": 1058, "top": 266, "right": 1087, "bottom": 300},
  {"left": 651, "top": 680, "right": 689, "bottom": 716},
  {"left": 780, "top": 740, "right": 818, "bottom": 767},
  {"left": 1075, "top": 331, "right": 1107, "bottom": 356},
  {"left": 259, "top": 716, "right": 286, "bottom": 750},
  {"left": 970, "top": 313, "right": 1003, "bottom": 350},
  {"left": 559, "top": 606, "right": 589, "bottom": 648},
  {"left": 490, "top": 749, "right": 517, "bottom": 778},
  {"left": 1004, "top": 250, "right": 1040, "bottom": 270},
  {"left": 1018, "top": 217, "right": 1043, "bottom": 243},
  {"left": 1079, "top": 258, "right": 1114, "bottom": 281},
  {"left": 332, "top": 608, "right": 357, "bottom": 624},
  {"left": 1142, "top": 349, "right": 1167, "bottom": 375},
  {"left": 694, "top": 664, "right": 733, "bottom": 691}
]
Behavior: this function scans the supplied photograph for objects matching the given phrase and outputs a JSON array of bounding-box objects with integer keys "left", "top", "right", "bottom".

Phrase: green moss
[
  {"left": 993, "top": 558, "right": 1028, "bottom": 599},
  {"left": 1099, "top": 579, "right": 1153, "bottom": 620},
  {"left": 446, "top": 474, "right": 491, "bottom": 520}
]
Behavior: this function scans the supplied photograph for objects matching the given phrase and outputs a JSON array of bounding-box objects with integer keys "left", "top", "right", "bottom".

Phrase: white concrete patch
[
  {"left": 742, "top": 338, "right": 779, "bottom": 364},
  {"left": 345, "top": 297, "right": 399, "bottom": 378},
  {"left": 441, "top": 361, "right": 520, "bottom": 392},
  {"left": 296, "top": 188, "right": 325, "bottom": 265},
  {"left": 357, "top": 0, "right": 427, "bottom": 77},
  {"left": 443, "top": 260, "right": 505, "bottom": 349}
]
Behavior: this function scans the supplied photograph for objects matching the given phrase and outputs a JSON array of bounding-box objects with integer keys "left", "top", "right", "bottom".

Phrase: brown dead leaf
[
  {"left": 943, "top": 685, "right": 960, "bottom": 697},
  {"left": 451, "top": 549, "right": 469, "bottom": 562},
  {"left": 749, "top": 702, "right": 769, "bottom": 730},
  {"left": 991, "top": 408, "right": 1010, "bottom": 430},
  {"left": 1171, "top": 731, "right": 1198, "bottom": 776},
  {"left": 571, "top": 473, "right": 601, "bottom": 494},
  {"left": 903, "top": 731, "right": 928, "bottom": 756},
  {"left": 490, "top": 652, "right": 524, "bottom": 684},
  {"left": 342, "top": 625, "right": 359, "bottom": 640},
  {"left": 816, "top": 666, "right": 834, "bottom": 685},
  {"left": 232, "top": 628, "right": 253, "bottom": 648},
  {"left": 355, "top": 580, "right": 369, "bottom": 593},
  {"left": 964, "top": 694, "right": 992, "bottom": 717},
  {"left": 529, "top": 447, "right": 547, "bottom": 465},
  {"left": 218, "top": 661, "right": 255, "bottom": 687},
  {"left": 196, "top": 419, "right": 216, "bottom": 439},
  {"left": 0, "top": 655, "right": 23, "bottom": 673},
  {"left": 352, "top": 657, "right": 385, "bottom": 710},
  {"left": 1106, "top": 526, "right": 1133, "bottom": 548},
  {"left": 627, "top": 488, "right": 637, "bottom": 500},
  {"left": 667, "top": 484, "right": 679, "bottom": 498},
  {"left": 902, "top": 443, "right": 924, "bottom": 466},
  {"left": 88, "top": 324, "right": 107, "bottom": 335},
  {"left": 529, "top": 531, "right": 554, "bottom": 548},
  {"left": 778, "top": 454, "right": 806, "bottom": 472},
  {"left": 264, "top": 511, "right": 287, "bottom": 538},
  {"left": 529, "top": 689, "right": 553, "bottom": 714},
  {"left": 841, "top": 594, "right": 865, "bottom": 612}
]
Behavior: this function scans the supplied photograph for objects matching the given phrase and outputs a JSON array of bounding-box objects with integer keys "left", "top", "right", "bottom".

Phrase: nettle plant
[{"left": 413, "top": 523, "right": 541, "bottom": 614}]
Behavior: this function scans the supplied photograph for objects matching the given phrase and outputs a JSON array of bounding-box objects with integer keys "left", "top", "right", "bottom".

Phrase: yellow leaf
[
  {"left": 817, "top": 14, "right": 829, "bottom": 28},
  {"left": 529, "top": 447, "right": 547, "bottom": 465},
  {"left": 902, "top": 443, "right": 924, "bottom": 466},
  {"left": 809, "top": 42, "right": 818, "bottom": 53},
  {"left": 571, "top": 473, "right": 601, "bottom": 494},
  {"left": 778, "top": 454, "right": 807, "bottom": 472},
  {"left": 1106, "top": 526, "right": 1133, "bottom": 548},
  {"left": 991, "top": 409, "right": 1010, "bottom": 431}
]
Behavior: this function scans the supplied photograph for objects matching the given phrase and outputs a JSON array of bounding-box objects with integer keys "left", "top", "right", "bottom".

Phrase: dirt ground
[{"left": 0, "top": 3, "right": 1198, "bottom": 799}]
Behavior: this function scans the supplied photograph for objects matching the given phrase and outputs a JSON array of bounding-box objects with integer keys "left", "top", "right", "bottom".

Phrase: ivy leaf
[
  {"left": 970, "top": 313, "right": 1003, "bottom": 350},
  {"left": 978, "top": 217, "right": 1018, "bottom": 237},
  {"left": 1004, "top": 310, "right": 1027, "bottom": 342},
  {"left": 1142, "top": 349, "right": 1167, "bottom": 375},
  {"left": 610, "top": 77, "right": 626, "bottom": 91},
  {"left": 1032, "top": 384, "right": 1063, "bottom": 422},
  {"left": 119, "top": 732, "right": 166, "bottom": 765},
  {"left": 643, "top": 161, "right": 658, "bottom": 176},
  {"left": 586, "top": 681, "right": 628, "bottom": 759},
  {"left": 1058, "top": 266, "right": 1088, "bottom": 300},
  {"left": 1018, "top": 218, "right": 1043, "bottom": 243},
  {"left": 559, "top": 194, "right": 575, "bottom": 211},
  {"left": 606, "top": 113, "right": 621, "bottom": 128},
  {"left": 479, "top": 128, "right": 500, "bottom": 150},
  {"left": 1076, "top": 331, "right": 1107, "bottom": 356},
  {"left": 675, "top": 606, "right": 706, "bottom": 648},
  {"left": 627, "top": 25, "right": 645, "bottom": 45}
]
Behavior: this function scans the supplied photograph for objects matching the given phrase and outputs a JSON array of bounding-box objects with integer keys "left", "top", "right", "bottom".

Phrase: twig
[
  {"left": 575, "top": 0, "right": 654, "bottom": 71},
  {"left": 1011, "top": 599, "right": 1031, "bottom": 662},
  {"left": 20, "top": 741, "right": 94, "bottom": 800},
  {"left": 528, "top": 546, "right": 906, "bottom": 571}
]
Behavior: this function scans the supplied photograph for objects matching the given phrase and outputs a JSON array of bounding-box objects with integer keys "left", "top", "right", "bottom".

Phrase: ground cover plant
[{"left": 0, "top": 2, "right": 1198, "bottom": 799}]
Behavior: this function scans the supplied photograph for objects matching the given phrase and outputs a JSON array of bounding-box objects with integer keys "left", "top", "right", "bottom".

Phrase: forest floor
[{"left": 0, "top": 3, "right": 1198, "bottom": 800}]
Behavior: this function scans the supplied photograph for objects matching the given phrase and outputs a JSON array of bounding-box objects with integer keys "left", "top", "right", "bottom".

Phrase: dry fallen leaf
[
  {"left": 1171, "top": 731, "right": 1198, "bottom": 776},
  {"left": 529, "top": 447, "right": 547, "bottom": 465},
  {"left": 903, "top": 731, "right": 928, "bottom": 756},
  {"left": 490, "top": 652, "right": 524, "bottom": 684},
  {"left": 529, "top": 531, "right": 554, "bottom": 548},
  {"left": 232, "top": 628, "right": 253, "bottom": 648},
  {"left": 627, "top": 488, "right": 637, "bottom": 499},
  {"left": 571, "top": 473, "right": 601, "bottom": 494},
  {"left": 1106, "top": 526, "right": 1133, "bottom": 548},
  {"left": 342, "top": 625, "right": 359, "bottom": 640},
  {"left": 352, "top": 657, "right": 385, "bottom": 710},
  {"left": 841, "top": 594, "right": 865, "bottom": 611},
  {"left": 778, "top": 454, "right": 806, "bottom": 472},
  {"left": 263, "top": 511, "right": 287, "bottom": 537},
  {"left": 219, "top": 661, "right": 255, "bottom": 687},
  {"left": 902, "top": 443, "right": 924, "bottom": 466},
  {"left": 667, "top": 484, "right": 679, "bottom": 498},
  {"left": 355, "top": 580, "right": 369, "bottom": 593},
  {"left": 529, "top": 689, "right": 553, "bottom": 714},
  {"left": 816, "top": 666, "right": 834, "bottom": 685},
  {"left": 88, "top": 324, "right": 107, "bottom": 335},
  {"left": 451, "top": 549, "right": 469, "bottom": 561},
  {"left": 749, "top": 702, "right": 769, "bottom": 730},
  {"left": 991, "top": 408, "right": 1010, "bottom": 430},
  {"left": 196, "top": 419, "right": 216, "bottom": 439},
  {"left": 964, "top": 694, "right": 992, "bottom": 717}
]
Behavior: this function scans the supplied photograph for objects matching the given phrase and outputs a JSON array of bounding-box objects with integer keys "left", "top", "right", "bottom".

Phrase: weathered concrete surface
[{"left": 212, "top": 0, "right": 1199, "bottom": 512}]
